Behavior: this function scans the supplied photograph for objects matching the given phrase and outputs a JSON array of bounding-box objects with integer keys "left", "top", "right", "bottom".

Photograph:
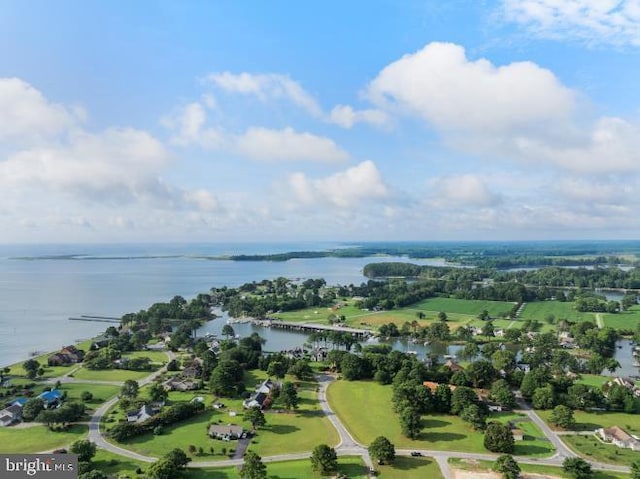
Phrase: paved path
[{"left": 596, "top": 313, "right": 604, "bottom": 329}]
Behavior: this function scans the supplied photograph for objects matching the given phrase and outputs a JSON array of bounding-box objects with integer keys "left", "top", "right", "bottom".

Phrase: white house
[{"left": 597, "top": 426, "right": 640, "bottom": 451}]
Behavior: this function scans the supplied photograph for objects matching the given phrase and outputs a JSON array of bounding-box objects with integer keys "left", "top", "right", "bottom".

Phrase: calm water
[{"left": 0, "top": 243, "right": 443, "bottom": 366}]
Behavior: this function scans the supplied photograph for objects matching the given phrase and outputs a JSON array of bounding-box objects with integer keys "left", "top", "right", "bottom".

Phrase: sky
[{"left": 2, "top": 0, "right": 640, "bottom": 243}]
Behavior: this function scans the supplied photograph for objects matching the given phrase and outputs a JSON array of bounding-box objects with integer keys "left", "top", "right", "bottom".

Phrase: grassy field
[
  {"left": 71, "top": 367, "right": 151, "bottom": 382},
  {"left": 519, "top": 301, "right": 595, "bottom": 323},
  {"left": 563, "top": 433, "right": 640, "bottom": 466},
  {"left": 122, "top": 350, "right": 169, "bottom": 364},
  {"left": 59, "top": 382, "right": 121, "bottom": 404},
  {"left": 109, "top": 372, "right": 338, "bottom": 461},
  {"left": 413, "top": 298, "right": 515, "bottom": 317},
  {"left": 575, "top": 374, "right": 610, "bottom": 388},
  {"left": 327, "top": 380, "right": 554, "bottom": 457},
  {"left": 603, "top": 306, "right": 640, "bottom": 330},
  {"left": 538, "top": 409, "right": 640, "bottom": 435},
  {"left": 92, "top": 449, "right": 146, "bottom": 477},
  {"left": 182, "top": 456, "right": 370, "bottom": 479},
  {"left": 449, "top": 457, "right": 630, "bottom": 479},
  {"left": 0, "top": 424, "right": 88, "bottom": 453}
]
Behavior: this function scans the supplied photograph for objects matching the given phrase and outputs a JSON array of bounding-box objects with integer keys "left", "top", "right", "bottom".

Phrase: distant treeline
[{"left": 221, "top": 242, "right": 640, "bottom": 267}]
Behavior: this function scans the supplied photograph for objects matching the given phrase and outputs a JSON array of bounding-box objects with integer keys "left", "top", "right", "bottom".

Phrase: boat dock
[
  {"left": 265, "top": 320, "right": 373, "bottom": 339},
  {"left": 68, "top": 315, "right": 120, "bottom": 323}
]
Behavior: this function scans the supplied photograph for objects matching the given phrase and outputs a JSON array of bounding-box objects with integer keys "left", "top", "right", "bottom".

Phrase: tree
[
  {"left": 244, "top": 407, "right": 266, "bottom": 430},
  {"left": 483, "top": 421, "right": 514, "bottom": 453},
  {"left": 209, "top": 359, "right": 243, "bottom": 396},
  {"left": 149, "top": 382, "right": 168, "bottom": 402},
  {"left": 490, "top": 379, "right": 516, "bottom": 409},
  {"left": 23, "top": 359, "right": 40, "bottom": 379},
  {"left": 145, "top": 458, "right": 176, "bottom": 479},
  {"left": 368, "top": 436, "right": 395, "bottom": 465},
  {"left": 562, "top": 457, "right": 593, "bottom": 479},
  {"left": 310, "top": 444, "right": 338, "bottom": 475},
  {"left": 549, "top": 405, "right": 575, "bottom": 430},
  {"left": 120, "top": 379, "right": 139, "bottom": 399},
  {"left": 222, "top": 324, "right": 235, "bottom": 339},
  {"left": 240, "top": 450, "right": 267, "bottom": 479},
  {"left": 451, "top": 386, "right": 478, "bottom": 415},
  {"left": 466, "top": 360, "right": 497, "bottom": 389},
  {"left": 70, "top": 440, "right": 97, "bottom": 462},
  {"left": 288, "top": 360, "right": 313, "bottom": 380},
  {"left": 81, "top": 391, "right": 93, "bottom": 402},
  {"left": 461, "top": 404, "right": 486, "bottom": 430},
  {"left": 438, "top": 311, "right": 447, "bottom": 322},
  {"left": 631, "top": 460, "right": 640, "bottom": 479},
  {"left": 280, "top": 382, "right": 299, "bottom": 410},
  {"left": 267, "top": 361, "right": 287, "bottom": 379},
  {"left": 493, "top": 454, "right": 521, "bottom": 479},
  {"left": 532, "top": 385, "right": 555, "bottom": 410},
  {"left": 165, "top": 448, "right": 191, "bottom": 469},
  {"left": 22, "top": 398, "right": 45, "bottom": 421},
  {"left": 433, "top": 383, "right": 452, "bottom": 413},
  {"left": 482, "top": 320, "right": 495, "bottom": 337},
  {"left": 399, "top": 406, "right": 422, "bottom": 439}
]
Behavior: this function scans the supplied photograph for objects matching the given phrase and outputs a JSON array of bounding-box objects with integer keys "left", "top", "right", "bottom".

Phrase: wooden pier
[
  {"left": 68, "top": 315, "right": 120, "bottom": 323},
  {"left": 265, "top": 320, "right": 373, "bottom": 339}
]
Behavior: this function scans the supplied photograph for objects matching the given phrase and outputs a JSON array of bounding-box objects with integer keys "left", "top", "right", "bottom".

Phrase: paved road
[{"left": 516, "top": 399, "right": 576, "bottom": 460}]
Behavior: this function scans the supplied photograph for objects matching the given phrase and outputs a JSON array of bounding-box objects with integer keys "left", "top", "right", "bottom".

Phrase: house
[
  {"left": 208, "top": 424, "right": 244, "bottom": 440},
  {"left": 494, "top": 329, "right": 505, "bottom": 338},
  {"left": 162, "top": 376, "right": 200, "bottom": 392},
  {"left": 38, "top": 389, "right": 63, "bottom": 409},
  {"left": 443, "top": 359, "right": 464, "bottom": 373},
  {"left": 47, "top": 345, "right": 85, "bottom": 366},
  {"left": 243, "top": 378, "right": 276, "bottom": 409},
  {"left": 597, "top": 426, "right": 640, "bottom": 450},
  {"left": 511, "top": 428, "right": 524, "bottom": 441},
  {"left": 0, "top": 405, "right": 23, "bottom": 427},
  {"left": 181, "top": 360, "right": 203, "bottom": 379},
  {"left": 90, "top": 337, "right": 110, "bottom": 350},
  {"left": 11, "top": 398, "right": 28, "bottom": 408},
  {"left": 126, "top": 404, "right": 158, "bottom": 423}
]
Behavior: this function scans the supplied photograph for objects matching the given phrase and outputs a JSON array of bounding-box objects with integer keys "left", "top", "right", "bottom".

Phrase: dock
[
  {"left": 265, "top": 320, "right": 373, "bottom": 339},
  {"left": 69, "top": 315, "right": 120, "bottom": 323}
]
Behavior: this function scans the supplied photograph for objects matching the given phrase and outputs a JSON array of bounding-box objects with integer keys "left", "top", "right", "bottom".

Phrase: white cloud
[
  {"left": 206, "top": 72, "right": 323, "bottom": 117},
  {"left": 501, "top": 0, "right": 640, "bottom": 47},
  {"left": 161, "top": 102, "right": 223, "bottom": 148},
  {"left": 328, "top": 104, "right": 390, "bottom": 128},
  {"left": 183, "top": 189, "right": 219, "bottom": 212},
  {"left": 232, "top": 127, "right": 349, "bottom": 163},
  {"left": 367, "top": 42, "right": 575, "bottom": 134},
  {"left": 0, "top": 78, "right": 80, "bottom": 143},
  {"left": 286, "top": 160, "right": 389, "bottom": 209},
  {"left": 428, "top": 174, "right": 501, "bottom": 207}
]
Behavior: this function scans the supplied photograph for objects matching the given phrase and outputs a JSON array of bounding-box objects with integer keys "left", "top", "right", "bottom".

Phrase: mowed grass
[
  {"left": 519, "top": 301, "right": 595, "bottom": 323},
  {"left": 122, "top": 350, "right": 169, "bottom": 363},
  {"left": 538, "top": 409, "right": 640, "bottom": 435},
  {"left": 111, "top": 373, "right": 338, "bottom": 461},
  {"left": 373, "top": 456, "right": 443, "bottom": 478},
  {"left": 575, "top": 374, "right": 609, "bottom": 388},
  {"left": 71, "top": 367, "right": 151, "bottom": 382},
  {"left": 183, "top": 456, "right": 369, "bottom": 479},
  {"left": 327, "top": 380, "right": 553, "bottom": 457},
  {"left": 0, "top": 424, "right": 88, "bottom": 453},
  {"left": 59, "top": 382, "right": 120, "bottom": 404},
  {"left": 603, "top": 306, "right": 640, "bottom": 330},
  {"left": 563, "top": 433, "right": 640, "bottom": 466},
  {"left": 413, "top": 298, "right": 515, "bottom": 317},
  {"left": 92, "top": 449, "right": 146, "bottom": 477},
  {"left": 449, "top": 457, "right": 630, "bottom": 479}
]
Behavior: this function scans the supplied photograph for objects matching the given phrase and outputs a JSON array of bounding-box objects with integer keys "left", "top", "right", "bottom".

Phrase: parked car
[{"left": 410, "top": 451, "right": 422, "bottom": 457}]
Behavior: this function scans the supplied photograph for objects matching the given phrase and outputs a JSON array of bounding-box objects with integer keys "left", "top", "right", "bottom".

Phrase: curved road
[{"left": 77, "top": 360, "right": 630, "bottom": 478}]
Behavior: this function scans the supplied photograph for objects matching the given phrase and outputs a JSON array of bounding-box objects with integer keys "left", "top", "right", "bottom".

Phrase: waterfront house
[
  {"left": 208, "top": 424, "right": 244, "bottom": 440},
  {"left": 0, "top": 405, "right": 23, "bottom": 427},
  {"left": 47, "top": 345, "right": 85, "bottom": 366},
  {"left": 443, "top": 359, "right": 464, "bottom": 373},
  {"left": 597, "top": 426, "right": 640, "bottom": 450}
]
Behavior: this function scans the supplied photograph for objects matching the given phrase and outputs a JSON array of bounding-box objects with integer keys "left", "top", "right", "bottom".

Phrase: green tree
[
  {"left": 79, "top": 471, "right": 108, "bottom": 479},
  {"left": 22, "top": 398, "right": 45, "bottom": 421},
  {"left": 209, "top": 359, "right": 243, "bottom": 396},
  {"left": 549, "top": 405, "right": 575, "bottom": 429},
  {"left": 267, "top": 361, "right": 287, "bottom": 379},
  {"left": 532, "top": 385, "right": 555, "bottom": 409},
  {"left": 490, "top": 379, "right": 516, "bottom": 409},
  {"left": 631, "top": 460, "right": 640, "bottom": 479},
  {"left": 222, "top": 324, "right": 235, "bottom": 339},
  {"left": 451, "top": 386, "right": 478, "bottom": 415},
  {"left": 148, "top": 382, "right": 168, "bottom": 402},
  {"left": 240, "top": 450, "right": 267, "bottom": 479},
  {"left": 23, "top": 359, "right": 40, "bottom": 379},
  {"left": 399, "top": 406, "right": 422, "bottom": 439},
  {"left": 145, "top": 458, "right": 176, "bottom": 479},
  {"left": 461, "top": 404, "right": 486, "bottom": 430},
  {"left": 438, "top": 311, "right": 447, "bottom": 322},
  {"left": 310, "top": 444, "right": 338, "bottom": 475},
  {"left": 482, "top": 320, "right": 495, "bottom": 337},
  {"left": 120, "top": 379, "right": 139, "bottom": 399},
  {"left": 244, "top": 407, "right": 266, "bottom": 430},
  {"left": 70, "top": 440, "right": 97, "bottom": 463},
  {"left": 80, "top": 391, "right": 93, "bottom": 402},
  {"left": 368, "top": 436, "right": 395, "bottom": 465},
  {"left": 493, "top": 454, "right": 520, "bottom": 479},
  {"left": 562, "top": 457, "right": 593, "bottom": 479},
  {"left": 483, "top": 421, "right": 514, "bottom": 453},
  {"left": 280, "top": 382, "right": 299, "bottom": 410}
]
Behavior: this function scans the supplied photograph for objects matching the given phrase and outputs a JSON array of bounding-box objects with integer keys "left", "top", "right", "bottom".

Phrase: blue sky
[{"left": 2, "top": 0, "right": 640, "bottom": 243}]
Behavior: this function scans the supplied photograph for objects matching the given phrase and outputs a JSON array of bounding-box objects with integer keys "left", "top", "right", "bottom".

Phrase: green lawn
[
  {"left": 449, "top": 457, "right": 630, "bottom": 479},
  {"left": 71, "top": 367, "right": 151, "bottom": 382},
  {"left": 413, "top": 298, "right": 515, "bottom": 317},
  {"left": 183, "top": 456, "right": 369, "bottom": 479},
  {"left": 0, "top": 424, "right": 88, "bottom": 453},
  {"left": 327, "top": 380, "right": 554, "bottom": 457},
  {"left": 563, "top": 433, "right": 640, "bottom": 467},
  {"left": 519, "top": 301, "right": 595, "bottom": 323},
  {"left": 538, "top": 409, "right": 640, "bottom": 435},
  {"left": 107, "top": 373, "right": 338, "bottom": 461},
  {"left": 58, "top": 382, "right": 121, "bottom": 404},
  {"left": 372, "top": 456, "right": 443, "bottom": 479},
  {"left": 92, "top": 449, "right": 146, "bottom": 477},
  {"left": 603, "top": 306, "right": 640, "bottom": 330},
  {"left": 575, "top": 374, "right": 609, "bottom": 388}
]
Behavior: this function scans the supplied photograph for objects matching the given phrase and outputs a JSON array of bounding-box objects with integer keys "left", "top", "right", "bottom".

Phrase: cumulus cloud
[
  {"left": 0, "top": 77, "right": 81, "bottom": 143},
  {"left": 367, "top": 42, "right": 575, "bottom": 134},
  {"left": 286, "top": 160, "right": 389, "bottom": 209},
  {"left": 233, "top": 127, "right": 349, "bottom": 162},
  {"left": 328, "top": 104, "right": 390, "bottom": 128},
  {"left": 428, "top": 174, "right": 501, "bottom": 207},
  {"left": 162, "top": 102, "right": 223, "bottom": 148},
  {"left": 206, "top": 71, "right": 323, "bottom": 117},
  {"left": 500, "top": 0, "right": 640, "bottom": 47}
]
